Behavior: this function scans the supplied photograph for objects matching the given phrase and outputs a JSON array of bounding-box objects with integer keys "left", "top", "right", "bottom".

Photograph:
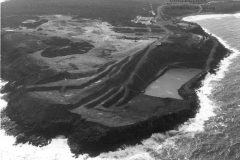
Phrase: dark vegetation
[
  {"left": 201, "top": 4, "right": 218, "bottom": 12},
  {"left": 163, "top": 5, "right": 200, "bottom": 17},
  {"left": 207, "top": 1, "right": 240, "bottom": 13},
  {"left": 151, "top": 28, "right": 165, "bottom": 33},
  {"left": 1, "top": 0, "right": 160, "bottom": 28},
  {"left": 120, "top": 36, "right": 142, "bottom": 40},
  {"left": 135, "top": 33, "right": 144, "bottom": 36},
  {"left": 43, "top": 37, "right": 75, "bottom": 47},
  {"left": 161, "top": 1, "right": 240, "bottom": 18},
  {"left": 112, "top": 27, "right": 134, "bottom": 33},
  {"left": 165, "top": 25, "right": 182, "bottom": 32},
  {"left": 150, "top": 26, "right": 163, "bottom": 29},
  {"left": 167, "top": 35, "right": 190, "bottom": 43},
  {"left": 41, "top": 37, "right": 94, "bottom": 57},
  {"left": 41, "top": 46, "right": 91, "bottom": 58},
  {"left": 134, "top": 28, "right": 149, "bottom": 32},
  {"left": 183, "top": 22, "right": 207, "bottom": 36},
  {"left": 112, "top": 27, "right": 165, "bottom": 35}
]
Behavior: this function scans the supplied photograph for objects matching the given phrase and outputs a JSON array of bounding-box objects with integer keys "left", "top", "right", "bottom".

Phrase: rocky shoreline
[{"left": 1, "top": 22, "right": 229, "bottom": 156}]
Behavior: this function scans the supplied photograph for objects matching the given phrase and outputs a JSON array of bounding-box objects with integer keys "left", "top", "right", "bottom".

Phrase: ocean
[{"left": 1, "top": 13, "right": 240, "bottom": 160}]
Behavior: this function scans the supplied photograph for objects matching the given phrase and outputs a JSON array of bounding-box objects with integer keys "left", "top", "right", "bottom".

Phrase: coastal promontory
[{"left": 1, "top": 0, "right": 235, "bottom": 156}]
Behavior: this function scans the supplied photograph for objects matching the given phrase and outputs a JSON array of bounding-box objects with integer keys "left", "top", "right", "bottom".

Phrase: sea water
[{"left": 1, "top": 13, "right": 240, "bottom": 160}]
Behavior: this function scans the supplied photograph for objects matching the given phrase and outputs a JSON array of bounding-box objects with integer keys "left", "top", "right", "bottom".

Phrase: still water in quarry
[{"left": 145, "top": 68, "right": 202, "bottom": 99}]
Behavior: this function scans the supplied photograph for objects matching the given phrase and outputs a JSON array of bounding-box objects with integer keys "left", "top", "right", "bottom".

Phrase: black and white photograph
[{"left": 1, "top": 0, "right": 240, "bottom": 159}]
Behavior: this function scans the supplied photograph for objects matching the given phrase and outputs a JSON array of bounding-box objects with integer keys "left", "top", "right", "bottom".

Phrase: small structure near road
[{"left": 132, "top": 16, "right": 154, "bottom": 25}]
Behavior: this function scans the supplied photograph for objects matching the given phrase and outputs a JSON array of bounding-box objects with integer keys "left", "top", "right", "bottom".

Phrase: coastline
[
  {"left": 1, "top": 11, "right": 239, "bottom": 159},
  {"left": 183, "top": 13, "right": 240, "bottom": 66},
  {"left": 96, "top": 13, "right": 240, "bottom": 159},
  {"left": 178, "top": 14, "right": 240, "bottom": 133},
  {"left": 179, "top": 11, "right": 240, "bottom": 20},
  {"left": 183, "top": 12, "right": 240, "bottom": 21}
]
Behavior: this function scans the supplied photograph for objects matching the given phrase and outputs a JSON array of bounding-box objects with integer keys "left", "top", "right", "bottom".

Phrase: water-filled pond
[{"left": 144, "top": 68, "right": 202, "bottom": 99}]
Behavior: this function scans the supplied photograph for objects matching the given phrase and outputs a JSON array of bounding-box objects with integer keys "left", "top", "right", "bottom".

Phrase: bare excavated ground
[{"left": 2, "top": 15, "right": 156, "bottom": 76}]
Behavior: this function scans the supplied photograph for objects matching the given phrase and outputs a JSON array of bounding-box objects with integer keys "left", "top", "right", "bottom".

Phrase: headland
[{"left": 1, "top": 0, "right": 238, "bottom": 156}]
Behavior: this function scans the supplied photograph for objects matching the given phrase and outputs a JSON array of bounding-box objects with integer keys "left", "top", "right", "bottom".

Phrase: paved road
[{"left": 155, "top": 3, "right": 204, "bottom": 34}]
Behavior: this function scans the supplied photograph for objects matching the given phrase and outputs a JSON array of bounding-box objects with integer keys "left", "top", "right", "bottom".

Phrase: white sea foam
[
  {"left": 0, "top": 0, "right": 9, "bottom": 3},
  {"left": 179, "top": 45, "right": 240, "bottom": 133},
  {"left": 0, "top": 132, "right": 90, "bottom": 160},
  {"left": 0, "top": 81, "right": 8, "bottom": 111},
  {"left": 95, "top": 13, "right": 240, "bottom": 159},
  {"left": 179, "top": 14, "right": 240, "bottom": 132},
  {"left": 4, "top": 29, "right": 15, "bottom": 32},
  {"left": 183, "top": 13, "right": 240, "bottom": 21},
  {"left": 97, "top": 13, "right": 240, "bottom": 159},
  {"left": 0, "top": 80, "right": 89, "bottom": 160}
]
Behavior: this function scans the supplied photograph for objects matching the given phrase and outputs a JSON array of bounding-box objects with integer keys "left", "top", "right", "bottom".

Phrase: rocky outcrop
[{"left": 1, "top": 23, "right": 229, "bottom": 156}]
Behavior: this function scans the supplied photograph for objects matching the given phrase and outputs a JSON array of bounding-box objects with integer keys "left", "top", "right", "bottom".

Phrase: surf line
[{"left": 178, "top": 15, "right": 240, "bottom": 133}]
